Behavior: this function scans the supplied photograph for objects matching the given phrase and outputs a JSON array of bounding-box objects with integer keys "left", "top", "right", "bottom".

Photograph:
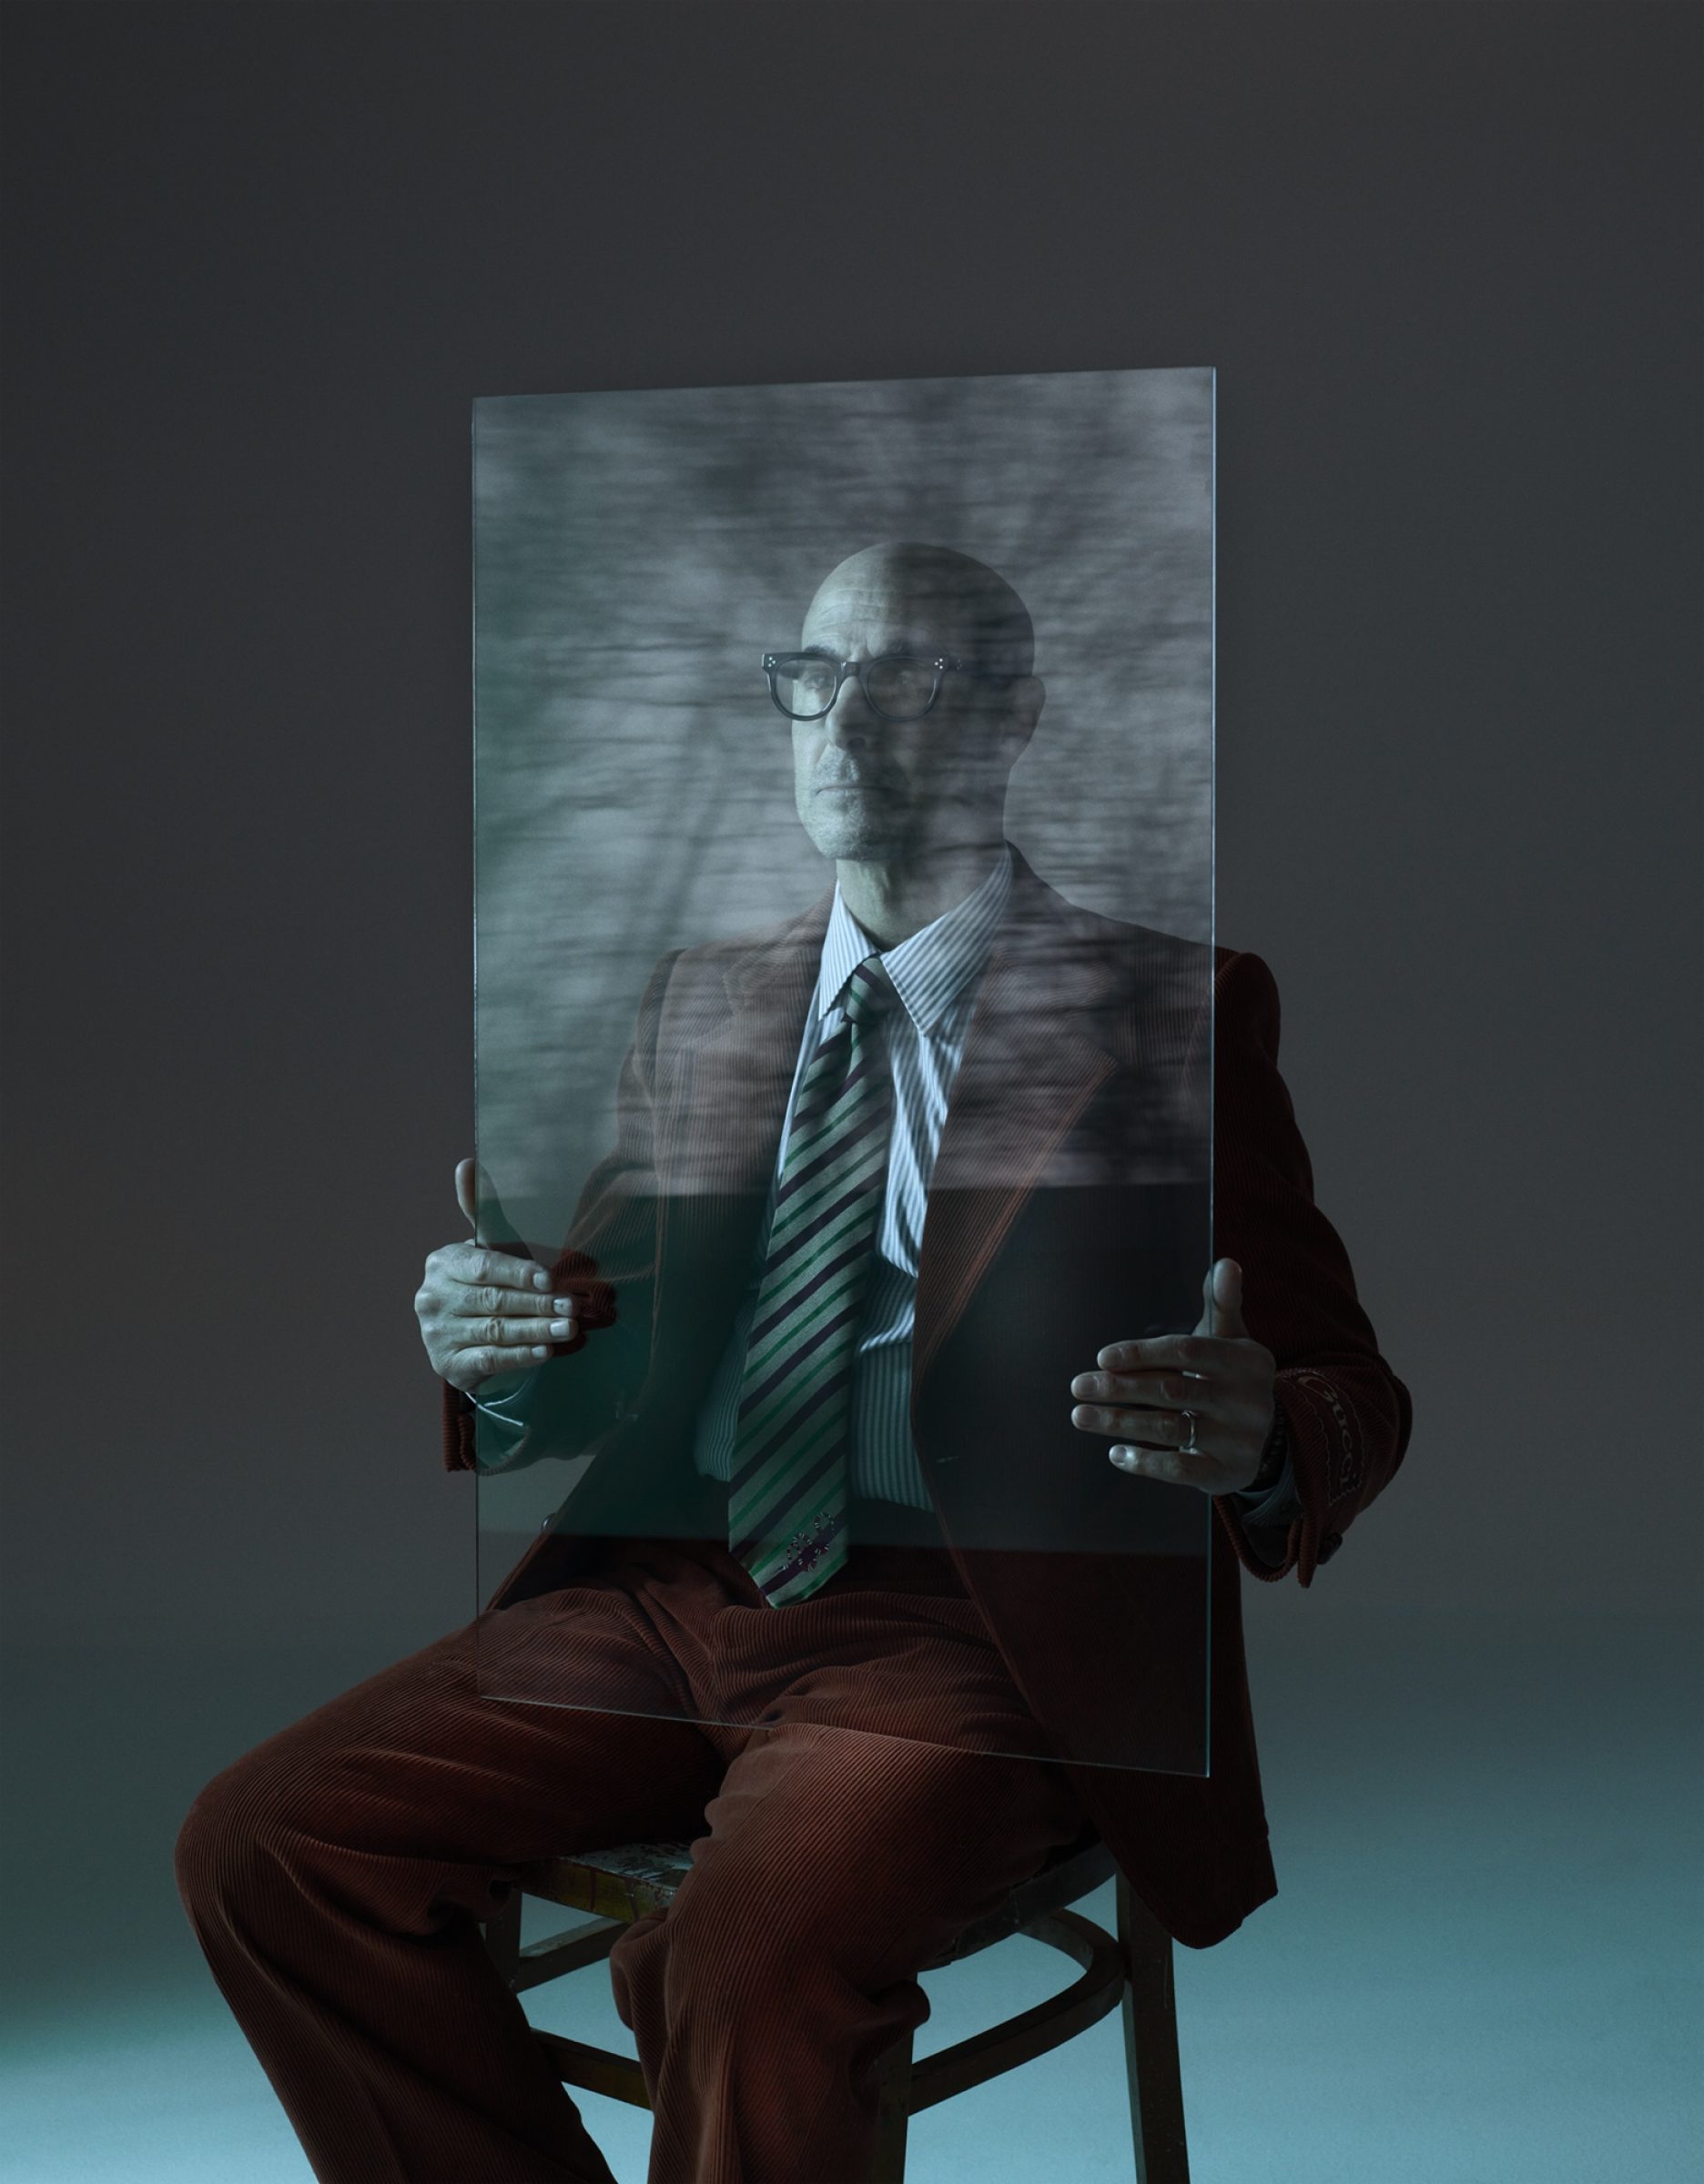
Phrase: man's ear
[{"left": 1003, "top": 672, "right": 1045, "bottom": 759}]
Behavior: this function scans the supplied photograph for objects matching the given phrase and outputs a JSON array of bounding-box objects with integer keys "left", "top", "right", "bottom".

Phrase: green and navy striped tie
[{"left": 728, "top": 955, "right": 898, "bottom": 1605}]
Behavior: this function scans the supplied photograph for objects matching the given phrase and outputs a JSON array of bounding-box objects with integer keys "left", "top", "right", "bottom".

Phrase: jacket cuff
[
  {"left": 1219, "top": 1370, "right": 1364, "bottom": 1584},
  {"left": 1232, "top": 1402, "right": 1293, "bottom": 1510},
  {"left": 1215, "top": 1382, "right": 1336, "bottom": 1584}
]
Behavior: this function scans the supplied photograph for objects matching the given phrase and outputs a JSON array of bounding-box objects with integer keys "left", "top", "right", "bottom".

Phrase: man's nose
[{"left": 822, "top": 670, "right": 880, "bottom": 746}]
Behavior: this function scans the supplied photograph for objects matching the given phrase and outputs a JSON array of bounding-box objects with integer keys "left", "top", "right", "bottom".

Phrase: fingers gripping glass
[{"left": 763, "top": 651, "right": 1011, "bottom": 723}]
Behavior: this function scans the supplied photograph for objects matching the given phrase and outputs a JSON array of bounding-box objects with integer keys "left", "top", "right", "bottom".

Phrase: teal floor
[{"left": 5, "top": 1609, "right": 1698, "bottom": 2182}]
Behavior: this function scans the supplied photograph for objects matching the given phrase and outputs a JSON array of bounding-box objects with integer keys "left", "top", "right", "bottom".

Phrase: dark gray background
[
  {"left": 5, "top": 10, "right": 1699, "bottom": 2179},
  {"left": 4, "top": 1, "right": 1697, "bottom": 1647}
]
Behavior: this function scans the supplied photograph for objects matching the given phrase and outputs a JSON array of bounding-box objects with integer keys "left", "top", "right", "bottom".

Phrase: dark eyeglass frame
[{"left": 761, "top": 651, "right": 1013, "bottom": 723}]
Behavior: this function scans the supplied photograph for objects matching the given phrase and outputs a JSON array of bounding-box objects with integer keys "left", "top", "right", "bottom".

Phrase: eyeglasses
[{"left": 761, "top": 651, "right": 1012, "bottom": 724}]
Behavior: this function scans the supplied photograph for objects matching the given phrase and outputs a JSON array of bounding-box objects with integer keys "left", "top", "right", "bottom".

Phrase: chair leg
[
  {"left": 867, "top": 2026, "right": 915, "bottom": 2183},
  {"left": 1117, "top": 1874, "right": 1190, "bottom": 2184}
]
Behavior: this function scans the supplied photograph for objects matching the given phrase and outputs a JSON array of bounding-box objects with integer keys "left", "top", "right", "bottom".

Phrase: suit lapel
[
  {"left": 542, "top": 897, "right": 831, "bottom": 1552},
  {"left": 914, "top": 861, "right": 1126, "bottom": 1391},
  {"left": 655, "top": 894, "right": 829, "bottom": 1201}
]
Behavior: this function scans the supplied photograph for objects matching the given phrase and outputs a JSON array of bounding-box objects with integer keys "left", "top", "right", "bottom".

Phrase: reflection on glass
[{"left": 472, "top": 369, "right": 1214, "bottom": 1774}]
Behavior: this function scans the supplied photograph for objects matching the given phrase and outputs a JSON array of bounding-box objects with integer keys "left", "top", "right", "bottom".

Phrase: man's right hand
[{"left": 414, "top": 1158, "right": 578, "bottom": 1393}]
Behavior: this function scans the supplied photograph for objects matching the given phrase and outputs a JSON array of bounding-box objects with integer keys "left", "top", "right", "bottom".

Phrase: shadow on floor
[{"left": 4, "top": 1609, "right": 1698, "bottom": 2181}]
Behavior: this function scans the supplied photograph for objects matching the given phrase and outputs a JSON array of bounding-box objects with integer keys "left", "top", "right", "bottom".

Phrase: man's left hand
[{"left": 1070, "top": 1259, "right": 1277, "bottom": 1495}]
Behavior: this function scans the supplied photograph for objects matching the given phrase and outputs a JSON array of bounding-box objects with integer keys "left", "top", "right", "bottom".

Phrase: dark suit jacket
[{"left": 443, "top": 854, "right": 1412, "bottom": 1947}]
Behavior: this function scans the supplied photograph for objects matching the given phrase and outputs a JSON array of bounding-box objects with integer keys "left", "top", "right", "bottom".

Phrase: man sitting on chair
[{"left": 176, "top": 542, "right": 1411, "bottom": 2184}]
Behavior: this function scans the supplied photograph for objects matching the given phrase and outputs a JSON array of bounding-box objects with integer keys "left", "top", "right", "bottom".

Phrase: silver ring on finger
[{"left": 1180, "top": 1409, "right": 1199, "bottom": 1454}]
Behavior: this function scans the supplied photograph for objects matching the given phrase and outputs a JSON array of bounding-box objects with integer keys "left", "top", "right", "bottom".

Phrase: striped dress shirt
[{"left": 688, "top": 845, "right": 1017, "bottom": 1510}]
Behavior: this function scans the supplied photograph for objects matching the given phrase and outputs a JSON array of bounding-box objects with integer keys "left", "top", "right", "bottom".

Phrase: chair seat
[
  {"left": 516, "top": 1831, "right": 1118, "bottom": 1967},
  {"left": 519, "top": 1840, "right": 695, "bottom": 1926}
]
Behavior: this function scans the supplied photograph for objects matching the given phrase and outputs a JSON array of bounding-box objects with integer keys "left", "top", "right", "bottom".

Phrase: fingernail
[
  {"left": 552, "top": 1299, "right": 575, "bottom": 1314},
  {"left": 549, "top": 1320, "right": 573, "bottom": 1338},
  {"left": 532, "top": 1270, "right": 550, "bottom": 1289}
]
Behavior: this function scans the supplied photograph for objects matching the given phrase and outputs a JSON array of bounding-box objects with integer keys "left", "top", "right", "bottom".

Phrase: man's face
[{"left": 789, "top": 563, "right": 1036, "bottom": 865}]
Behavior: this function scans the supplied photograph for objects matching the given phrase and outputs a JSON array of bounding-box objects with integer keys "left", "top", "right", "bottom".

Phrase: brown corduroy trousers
[{"left": 175, "top": 1536, "right": 1090, "bottom": 2184}]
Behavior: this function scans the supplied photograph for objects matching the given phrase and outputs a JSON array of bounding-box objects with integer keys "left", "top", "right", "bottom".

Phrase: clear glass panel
[{"left": 472, "top": 368, "right": 1214, "bottom": 1774}]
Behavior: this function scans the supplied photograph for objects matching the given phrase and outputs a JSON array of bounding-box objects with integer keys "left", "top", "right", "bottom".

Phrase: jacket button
[{"left": 1319, "top": 1530, "right": 1344, "bottom": 1562}]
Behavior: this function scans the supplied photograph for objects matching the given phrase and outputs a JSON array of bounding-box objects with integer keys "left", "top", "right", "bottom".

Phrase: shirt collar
[{"left": 816, "top": 844, "right": 1014, "bottom": 1036}]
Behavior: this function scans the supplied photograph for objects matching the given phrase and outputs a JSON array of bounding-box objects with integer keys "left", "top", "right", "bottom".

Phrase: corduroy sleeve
[{"left": 1206, "top": 949, "right": 1413, "bottom": 1585}]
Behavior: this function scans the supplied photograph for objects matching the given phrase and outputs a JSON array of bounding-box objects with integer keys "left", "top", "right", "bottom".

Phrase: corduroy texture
[
  {"left": 442, "top": 860, "right": 1412, "bottom": 1946},
  {"left": 175, "top": 1538, "right": 1085, "bottom": 2184}
]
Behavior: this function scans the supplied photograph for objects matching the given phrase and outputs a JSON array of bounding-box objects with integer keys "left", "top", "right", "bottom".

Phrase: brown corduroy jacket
[{"left": 442, "top": 854, "right": 1412, "bottom": 1948}]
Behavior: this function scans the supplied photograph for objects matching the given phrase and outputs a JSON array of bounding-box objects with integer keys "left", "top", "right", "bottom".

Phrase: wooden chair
[{"left": 482, "top": 1832, "right": 1190, "bottom": 2181}]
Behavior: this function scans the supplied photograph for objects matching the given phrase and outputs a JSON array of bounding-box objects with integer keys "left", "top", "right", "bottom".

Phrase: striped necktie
[{"left": 727, "top": 955, "right": 898, "bottom": 1605}]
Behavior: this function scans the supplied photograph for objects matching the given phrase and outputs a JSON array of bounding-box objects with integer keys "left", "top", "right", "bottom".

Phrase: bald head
[
  {"left": 789, "top": 541, "right": 1044, "bottom": 903},
  {"left": 802, "top": 542, "right": 1034, "bottom": 680}
]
